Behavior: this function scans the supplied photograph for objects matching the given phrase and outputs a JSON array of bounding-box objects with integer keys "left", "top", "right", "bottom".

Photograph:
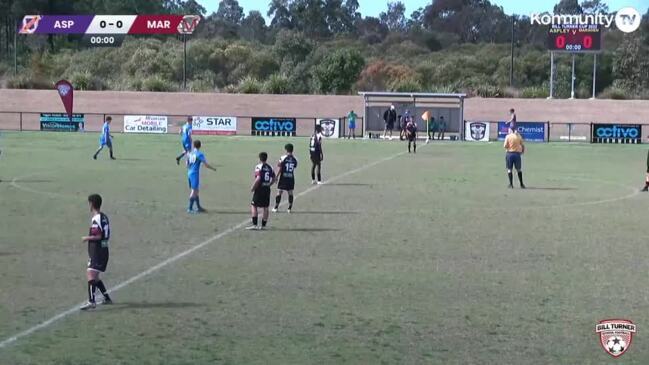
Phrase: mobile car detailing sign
[
  {"left": 316, "top": 118, "right": 340, "bottom": 139},
  {"left": 124, "top": 115, "right": 168, "bottom": 134},
  {"left": 40, "top": 113, "right": 83, "bottom": 132},
  {"left": 192, "top": 116, "right": 237, "bottom": 135},
  {"left": 592, "top": 124, "right": 641, "bottom": 144},
  {"left": 465, "top": 121, "right": 490, "bottom": 142},
  {"left": 251, "top": 117, "right": 296, "bottom": 136},
  {"left": 497, "top": 122, "right": 546, "bottom": 142}
]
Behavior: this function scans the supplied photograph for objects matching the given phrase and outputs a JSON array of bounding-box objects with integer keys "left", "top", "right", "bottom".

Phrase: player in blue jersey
[
  {"left": 176, "top": 117, "right": 193, "bottom": 165},
  {"left": 93, "top": 116, "right": 115, "bottom": 160},
  {"left": 186, "top": 140, "right": 216, "bottom": 213}
]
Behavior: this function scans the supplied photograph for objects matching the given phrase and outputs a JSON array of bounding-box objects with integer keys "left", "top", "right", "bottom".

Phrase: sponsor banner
[
  {"left": 124, "top": 115, "right": 168, "bottom": 134},
  {"left": 465, "top": 121, "right": 490, "bottom": 142},
  {"left": 251, "top": 117, "right": 296, "bottom": 136},
  {"left": 592, "top": 124, "right": 641, "bottom": 144},
  {"left": 497, "top": 122, "right": 546, "bottom": 142},
  {"left": 316, "top": 118, "right": 340, "bottom": 139},
  {"left": 192, "top": 116, "right": 237, "bottom": 135},
  {"left": 40, "top": 113, "right": 83, "bottom": 132}
]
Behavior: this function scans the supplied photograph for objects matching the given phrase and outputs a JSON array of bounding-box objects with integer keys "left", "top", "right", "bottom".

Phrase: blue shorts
[
  {"left": 506, "top": 152, "right": 522, "bottom": 170},
  {"left": 348, "top": 123, "right": 356, "bottom": 130},
  {"left": 99, "top": 139, "right": 112, "bottom": 148},
  {"left": 188, "top": 174, "right": 200, "bottom": 190},
  {"left": 183, "top": 142, "right": 192, "bottom": 152}
]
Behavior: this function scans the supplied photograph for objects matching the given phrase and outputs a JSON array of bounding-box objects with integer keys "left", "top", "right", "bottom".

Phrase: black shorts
[
  {"left": 252, "top": 187, "right": 271, "bottom": 208},
  {"left": 310, "top": 152, "right": 322, "bottom": 164},
  {"left": 506, "top": 152, "right": 522, "bottom": 170},
  {"left": 407, "top": 134, "right": 416, "bottom": 142},
  {"left": 88, "top": 245, "right": 109, "bottom": 272},
  {"left": 278, "top": 178, "right": 295, "bottom": 191},
  {"left": 386, "top": 122, "right": 394, "bottom": 131}
]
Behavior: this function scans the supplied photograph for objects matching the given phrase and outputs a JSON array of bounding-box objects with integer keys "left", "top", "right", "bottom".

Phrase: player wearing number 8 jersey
[
  {"left": 273, "top": 144, "right": 298, "bottom": 213},
  {"left": 247, "top": 152, "right": 276, "bottom": 230}
]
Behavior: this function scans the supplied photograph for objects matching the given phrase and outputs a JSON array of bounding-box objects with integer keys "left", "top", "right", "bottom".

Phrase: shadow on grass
[
  {"left": 323, "top": 183, "right": 373, "bottom": 187},
  {"left": 524, "top": 187, "right": 577, "bottom": 191},
  {"left": 101, "top": 302, "right": 205, "bottom": 311},
  {"left": 211, "top": 210, "right": 359, "bottom": 215},
  {"left": 269, "top": 228, "right": 342, "bottom": 232},
  {"left": 287, "top": 211, "right": 359, "bottom": 215},
  {"left": 11, "top": 179, "right": 54, "bottom": 183},
  {"left": 0, "top": 251, "right": 18, "bottom": 256}
]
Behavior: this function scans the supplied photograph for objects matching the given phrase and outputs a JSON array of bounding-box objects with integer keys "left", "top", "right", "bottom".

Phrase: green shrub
[
  {"left": 388, "top": 77, "right": 423, "bottom": 92},
  {"left": 142, "top": 76, "right": 175, "bottom": 92},
  {"left": 521, "top": 86, "right": 549, "bottom": 98},
  {"left": 263, "top": 74, "right": 291, "bottom": 94},
  {"left": 70, "top": 71, "right": 105, "bottom": 90},
  {"left": 237, "top": 76, "right": 262, "bottom": 94},
  {"left": 599, "top": 86, "right": 628, "bottom": 100}
]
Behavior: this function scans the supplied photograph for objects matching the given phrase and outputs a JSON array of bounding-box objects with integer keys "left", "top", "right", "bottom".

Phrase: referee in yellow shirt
[{"left": 504, "top": 129, "right": 526, "bottom": 189}]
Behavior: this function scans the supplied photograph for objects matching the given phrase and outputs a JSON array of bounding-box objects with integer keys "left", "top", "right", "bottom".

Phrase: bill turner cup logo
[
  {"left": 57, "top": 84, "right": 71, "bottom": 97},
  {"left": 531, "top": 7, "right": 641, "bottom": 33},
  {"left": 595, "top": 319, "right": 636, "bottom": 357}
]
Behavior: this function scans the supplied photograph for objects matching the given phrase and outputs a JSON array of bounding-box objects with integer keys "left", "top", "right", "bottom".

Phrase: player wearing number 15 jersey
[
  {"left": 273, "top": 144, "right": 298, "bottom": 213},
  {"left": 247, "top": 152, "right": 276, "bottom": 230}
]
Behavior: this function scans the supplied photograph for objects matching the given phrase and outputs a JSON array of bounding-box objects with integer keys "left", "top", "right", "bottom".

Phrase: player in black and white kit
[
  {"left": 80, "top": 194, "right": 113, "bottom": 310},
  {"left": 247, "top": 152, "right": 276, "bottom": 230},
  {"left": 310, "top": 125, "right": 324, "bottom": 185},
  {"left": 273, "top": 144, "right": 298, "bottom": 213}
]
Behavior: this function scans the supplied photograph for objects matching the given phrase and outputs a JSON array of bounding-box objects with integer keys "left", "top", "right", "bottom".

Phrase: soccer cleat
[
  {"left": 508, "top": 184, "right": 514, "bottom": 189},
  {"left": 187, "top": 209, "right": 197, "bottom": 214},
  {"left": 312, "top": 180, "right": 317, "bottom": 185},
  {"left": 287, "top": 209, "right": 291, "bottom": 214},
  {"left": 197, "top": 208, "right": 207, "bottom": 213},
  {"left": 92, "top": 155, "right": 97, "bottom": 160},
  {"left": 101, "top": 297, "right": 113, "bottom": 305},
  {"left": 110, "top": 157, "right": 116, "bottom": 160},
  {"left": 176, "top": 157, "right": 181, "bottom": 165},
  {"left": 272, "top": 208, "right": 278, "bottom": 213},
  {"left": 317, "top": 181, "right": 324, "bottom": 185},
  {"left": 245, "top": 225, "right": 259, "bottom": 231},
  {"left": 520, "top": 184, "right": 526, "bottom": 189},
  {"left": 80, "top": 301, "right": 96, "bottom": 311}
]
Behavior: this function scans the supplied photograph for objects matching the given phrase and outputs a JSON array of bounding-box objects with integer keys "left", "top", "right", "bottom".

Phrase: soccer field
[{"left": 1, "top": 131, "right": 649, "bottom": 364}]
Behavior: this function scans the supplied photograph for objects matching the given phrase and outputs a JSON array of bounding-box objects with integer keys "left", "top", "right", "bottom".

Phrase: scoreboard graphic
[
  {"left": 547, "top": 24, "right": 602, "bottom": 52},
  {"left": 18, "top": 15, "right": 201, "bottom": 35}
]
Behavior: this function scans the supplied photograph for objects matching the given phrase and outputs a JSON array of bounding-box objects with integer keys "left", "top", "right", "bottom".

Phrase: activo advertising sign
[
  {"left": 124, "top": 115, "right": 168, "bottom": 134},
  {"left": 316, "top": 118, "right": 340, "bottom": 139},
  {"left": 192, "top": 116, "right": 237, "bottom": 135},
  {"left": 465, "top": 121, "right": 490, "bottom": 142},
  {"left": 40, "top": 113, "right": 84, "bottom": 132},
  {"left": 592, "top": 124, "right": 641, "bottom": 144},
  {"left": 251, "top": 117, "right": 296, "bottom": 136},
  {"left": 497, "top": 122, "right": 546, "bottom": 142}
]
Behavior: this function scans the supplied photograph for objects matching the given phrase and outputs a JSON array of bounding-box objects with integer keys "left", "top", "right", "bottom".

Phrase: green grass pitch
[{"left": 1, "top": 131, "right": 649, "bottom": 364}]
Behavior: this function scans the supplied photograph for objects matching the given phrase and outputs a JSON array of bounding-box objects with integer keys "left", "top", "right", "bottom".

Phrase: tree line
[{"left": 0, "top": 0, "right": 647, "bottom": 99}]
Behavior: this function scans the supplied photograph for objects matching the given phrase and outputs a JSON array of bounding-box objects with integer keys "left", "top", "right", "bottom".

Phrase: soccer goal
[{"left": 358, "top": 92, "right": 467, "bottom": 141}]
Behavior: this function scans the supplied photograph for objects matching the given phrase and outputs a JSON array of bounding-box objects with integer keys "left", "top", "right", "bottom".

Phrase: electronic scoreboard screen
[{"left": 547, "top": 24, "right": 602, "bottom": 53}]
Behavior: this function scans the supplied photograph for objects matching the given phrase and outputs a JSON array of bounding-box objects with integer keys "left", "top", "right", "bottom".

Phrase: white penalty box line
[{"left": 0, "top": 150, "right": 407, "bottom": 350}]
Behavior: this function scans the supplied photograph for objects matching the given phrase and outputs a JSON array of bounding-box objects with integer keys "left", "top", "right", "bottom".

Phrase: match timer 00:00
[
  {"left": 547, "top": 25, "right": 602, "bottom": 52},
  {"left": 82, "top": 34, "right": 126, "bottom": 47}
]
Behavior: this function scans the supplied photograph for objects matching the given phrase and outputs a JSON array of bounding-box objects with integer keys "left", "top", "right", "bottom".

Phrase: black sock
[
  {"left": 275, "top": 195, "right": 281, "bottom": 208},
  {"left": 317, "top": 172, "right": 322, "bottom": 182},
  {"left": 252, "top": 216, "right": 258, "bottom": 226},
  {"left": 413, "top": 144, "right": 416, "bottom": 153},
  {"left": 262, "top": 220, "right": 267, "bottom": 227},
  {"left": 87, "top": 280, "right": 96, "bottom": 303},
  {"left": 288, "top": 195, "right": 293, "bottom": 209},
  {"left": 311, "top": 169, "right": 315, "bottom": 180},
  {"left": 645, "top": 180, "right": 649, "bottom": 188},
  {"left": 518, "top": 171, "right": 524, "bottom": 186},
  {"left": 508, "top": 172, "right": 513, "bottom": 185},
  {"left": 96, "top": 280, "right": 110, "bottom": 299}
]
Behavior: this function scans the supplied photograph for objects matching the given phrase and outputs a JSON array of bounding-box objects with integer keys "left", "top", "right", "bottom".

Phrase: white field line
[{"left": 0, "top": 150, "right": 407, "bottom": 350}]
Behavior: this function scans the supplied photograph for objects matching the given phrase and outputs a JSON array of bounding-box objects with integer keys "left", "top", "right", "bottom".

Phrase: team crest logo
[
  {"left": 57, "top": 83, "right": 71, "bottom": 97},
  {"left": 178, "top": 15, "right": 201, "bottom": 34},
  {"left": 470, "top": 122, "right": 486, "bottom": 141},
  {"left": 19, "top": 15, "right": 41, "bottom": 34},
  {"left": 319, "top": 119, "right": 336, "bottom": 138},
  {"left": 595, "top": 319, "right": 636, "bottom": 357}
]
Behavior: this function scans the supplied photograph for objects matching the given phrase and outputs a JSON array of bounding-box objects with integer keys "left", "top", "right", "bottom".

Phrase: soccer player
[
  {"left": 406, "top": 117, "right": 418, "bottom": 153},
  {"left": 186, "top": 140, "right": 216, "bottom": 213},
  {"left": 508, "top": 108, "right": 517, "bottom": 131},
  {"left": 504, "top": 129, "right": 526, "bottom": 189},
  {"left": 347, "top": 110, "right": 357, "bottom": 139},
  {"left": 437, "top": 116, "right": 446, "bottom": 141},
  {"left": 93, "top": 116, "right": 115, "bottom": 160},
  {"left": 642, "top": 149, "right": 649, "bottom": 192},
  {"left": 247, "top": 152, "right": 276, "bottom": 230},
  {"left": 80, "top": 194, "right": 113, "bottom": 310},
  {"left": 310, "top": 125, "right": 324, "bottom": 184},
  {"left": 383, "top": 104, "right": 396, "bottom": 140},
  {"left": 273, "top": 144, "right": 298, "bottom": 213},
  {"left": 176, "top": 116, "right": 193, "bottom": 165}
]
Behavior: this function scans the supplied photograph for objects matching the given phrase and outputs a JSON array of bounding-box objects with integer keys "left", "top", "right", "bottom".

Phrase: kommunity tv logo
[{"left": 530, "top": 7, "right": 642, "bottom": 33}]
